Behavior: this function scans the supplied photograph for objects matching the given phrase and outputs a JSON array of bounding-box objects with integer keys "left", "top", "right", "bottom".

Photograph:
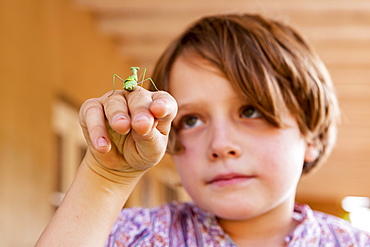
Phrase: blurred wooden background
[{"left": 1, "top": 0, "right": 369, "bottom": 246}]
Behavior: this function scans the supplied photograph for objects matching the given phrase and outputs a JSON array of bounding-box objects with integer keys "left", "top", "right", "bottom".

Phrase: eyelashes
[
  {"left": 176, "top": 115, "right": 204, "bottom": 130},
  {"left": 240, "top": 105, "right": 262, "bottom": 119},
  {"left": 175, "top": 105, "right": 262, "bottom": 131}
]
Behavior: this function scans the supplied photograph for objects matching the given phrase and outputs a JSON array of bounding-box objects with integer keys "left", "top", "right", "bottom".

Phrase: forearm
[
  {"left": 36, "top": 156, "right": 145, "bottom": 247},
  {"left": 36, "top": 88, "right": 177, "bottom": 246}
]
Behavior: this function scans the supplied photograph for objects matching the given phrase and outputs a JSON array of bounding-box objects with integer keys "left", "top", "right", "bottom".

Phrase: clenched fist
[{"left": 79, "top": 88, "right": 177, "bottom": 181}]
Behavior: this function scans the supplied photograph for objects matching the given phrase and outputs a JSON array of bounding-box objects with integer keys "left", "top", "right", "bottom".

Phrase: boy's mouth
[{"left": 207, "top": 173, "right": 255, "bottom": 186}]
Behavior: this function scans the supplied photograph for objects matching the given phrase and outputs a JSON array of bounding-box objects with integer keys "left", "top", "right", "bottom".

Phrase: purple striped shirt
[{"left": 106, "top": 202, "right": 370, "bottom": 246}]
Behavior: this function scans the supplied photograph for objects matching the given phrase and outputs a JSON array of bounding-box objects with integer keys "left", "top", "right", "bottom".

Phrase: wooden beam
[{"left": 74, "top": 0, "right": 370, "bottom": 15}]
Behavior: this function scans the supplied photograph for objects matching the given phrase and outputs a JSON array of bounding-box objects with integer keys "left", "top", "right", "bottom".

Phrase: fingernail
[
  {"left": 133, "top": 113, "right": 150, "bottom": 122},
  {"left": 154, "top": 99, "right": 166, "bottom": 106},
  {"left": 113, "top": 114, "right": 127, "bottom": 123},
  {"left": 97, "top": 137, "right": 108, "bottom": 148}
]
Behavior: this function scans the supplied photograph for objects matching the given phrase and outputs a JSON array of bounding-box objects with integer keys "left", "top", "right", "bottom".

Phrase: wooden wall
[{"left": 0, "top": 0, "right": 127, "bottom": 246}]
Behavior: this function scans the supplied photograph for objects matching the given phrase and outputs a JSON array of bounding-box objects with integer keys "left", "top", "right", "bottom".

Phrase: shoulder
[
  {"left": 292, "top": 203, "right": 370, "bottom": 246},
  {"left": 313, "top": 209, "right": 370, "bottom": 244}
]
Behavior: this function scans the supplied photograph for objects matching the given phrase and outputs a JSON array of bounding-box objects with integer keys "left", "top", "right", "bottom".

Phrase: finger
[
  {"left": 127, "top": 89, "right": 155, "bottom": 136},
  {"left": 127, "top": 91, "right": 177, "bottom": 168},
  {"left": 101, "top": 90, "right": 131, "bottom": 135},
  {"left": 149, "top": 91, "right": 178, "bottom": 135},
  {"left": 79, "top": 98, "right": 111, "bottom": 153}
]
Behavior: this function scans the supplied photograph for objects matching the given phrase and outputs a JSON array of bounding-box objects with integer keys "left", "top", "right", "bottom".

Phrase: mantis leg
[
  {"left": 139, "top": 68, "right": 147, "bottom": 82},
  {"left": 109, "top": 74, "right": 125, "bottom": 96},
  {"left": 137, "top": 68, "right": 159, "bottom": 91},
  {"left": 137, "top": 78, "right": 159, "bottom": 91}
]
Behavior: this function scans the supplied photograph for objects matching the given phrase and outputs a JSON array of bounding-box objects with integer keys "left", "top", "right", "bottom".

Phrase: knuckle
[
  {"left": 79, "top": 98, "right": 100, "bottom": 120},
  {"left": 104, "top": 97, "right": 128, "bottom": 118},
  {"left": 90, "top": 124, "right": 106, "bottom": 134},
  {"left": 80, "top": 98, "right": 98, "bottom": 111},
  {"left": 85, "top": 104, "right": 103, "bottom": 116},
  {"left": 155, "top": 91, "right": 177, "bottom": 104},
  {"left": 153, "top": 90, "right": 169, "bottom": 99},
  {"left": 128, "top": 93, "right": 152, "bottom": 110},
  {"left": 105, "top": 97, "right": 125, "bottom": 109}
]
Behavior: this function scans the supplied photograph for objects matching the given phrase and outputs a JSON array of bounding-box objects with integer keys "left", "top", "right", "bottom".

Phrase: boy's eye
[
  {"left": 240, "top": 105, "right": 261, "bottom": 119},
  {"left": 179, "top": 115, "right": 203, "bottom": 130}
]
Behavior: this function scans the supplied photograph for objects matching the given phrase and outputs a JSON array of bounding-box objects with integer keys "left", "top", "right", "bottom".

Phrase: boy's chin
[{"left": 199, "top": 200, "right": 261, "bottom": 221}]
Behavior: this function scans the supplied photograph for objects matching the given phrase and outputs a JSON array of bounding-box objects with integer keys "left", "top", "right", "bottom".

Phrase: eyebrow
[{"left": 176, "top": 102, "right": 204, "bottom": 112}]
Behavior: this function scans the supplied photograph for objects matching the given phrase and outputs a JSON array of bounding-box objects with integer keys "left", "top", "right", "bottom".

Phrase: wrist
[{"left": 82, "top": 149, "right": 146, "bottom": 187}]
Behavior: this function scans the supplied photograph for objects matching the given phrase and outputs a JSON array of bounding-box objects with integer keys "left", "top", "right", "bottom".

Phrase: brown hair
[{"left": 151, "top": 13, "right": 340, "bottom": 174}]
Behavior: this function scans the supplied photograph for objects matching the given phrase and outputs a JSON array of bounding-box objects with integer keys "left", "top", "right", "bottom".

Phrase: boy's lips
[{"left": 206, "top": 173, "right": 256, "bottom": 186}]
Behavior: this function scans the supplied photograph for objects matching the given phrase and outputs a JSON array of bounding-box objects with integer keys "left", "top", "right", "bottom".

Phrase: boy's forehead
[
  {"left": 169, "top": 56, "right": 246, "bottom": 107},
  {"left": 168, "top": 54, "right": 225, "bottom": 89}
]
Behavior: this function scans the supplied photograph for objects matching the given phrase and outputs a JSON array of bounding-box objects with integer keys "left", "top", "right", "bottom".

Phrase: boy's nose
[
  {"left": 210, "top": 149, "right": 239, "bottom": 159},
  {"left": 207, "top": 124, "right": 242, "bottom": 161}
]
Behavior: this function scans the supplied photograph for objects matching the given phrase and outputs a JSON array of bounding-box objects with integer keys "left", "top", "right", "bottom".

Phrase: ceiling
[{"left": 73, "top": 0, "right": 370, "bottom": 69}]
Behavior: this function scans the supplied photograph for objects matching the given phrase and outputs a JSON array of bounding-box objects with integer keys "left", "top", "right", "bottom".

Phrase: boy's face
[{"left": 169, "top": 54, "right": 319, "bottom": 222}]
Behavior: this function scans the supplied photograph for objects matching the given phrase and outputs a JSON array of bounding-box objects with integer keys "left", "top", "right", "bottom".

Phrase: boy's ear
[{"left": 304, "top": 141, "right": 320, "bottom": 163}]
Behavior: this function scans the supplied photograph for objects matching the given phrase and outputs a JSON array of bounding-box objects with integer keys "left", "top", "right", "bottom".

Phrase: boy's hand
[{"left": 79, "top": 88, "right": 177, "bottom": 180}]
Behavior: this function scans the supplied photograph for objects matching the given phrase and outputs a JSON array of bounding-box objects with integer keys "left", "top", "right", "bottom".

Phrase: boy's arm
[
  {"left": 35, "top": 157, "right": 144, "bottom": 247},
  {"left": 36, "top": 89, "right": 177, "bottom": 246}
]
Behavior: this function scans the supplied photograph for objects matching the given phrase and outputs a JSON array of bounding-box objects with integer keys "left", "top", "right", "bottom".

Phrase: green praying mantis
[{"left": 110, "top": 67, "right": 159, "bottom": 96}]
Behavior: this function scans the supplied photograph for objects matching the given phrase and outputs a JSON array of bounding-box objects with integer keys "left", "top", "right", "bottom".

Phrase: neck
[{"left": 217, "top": 199, "right": 298, "bottom": 247}]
